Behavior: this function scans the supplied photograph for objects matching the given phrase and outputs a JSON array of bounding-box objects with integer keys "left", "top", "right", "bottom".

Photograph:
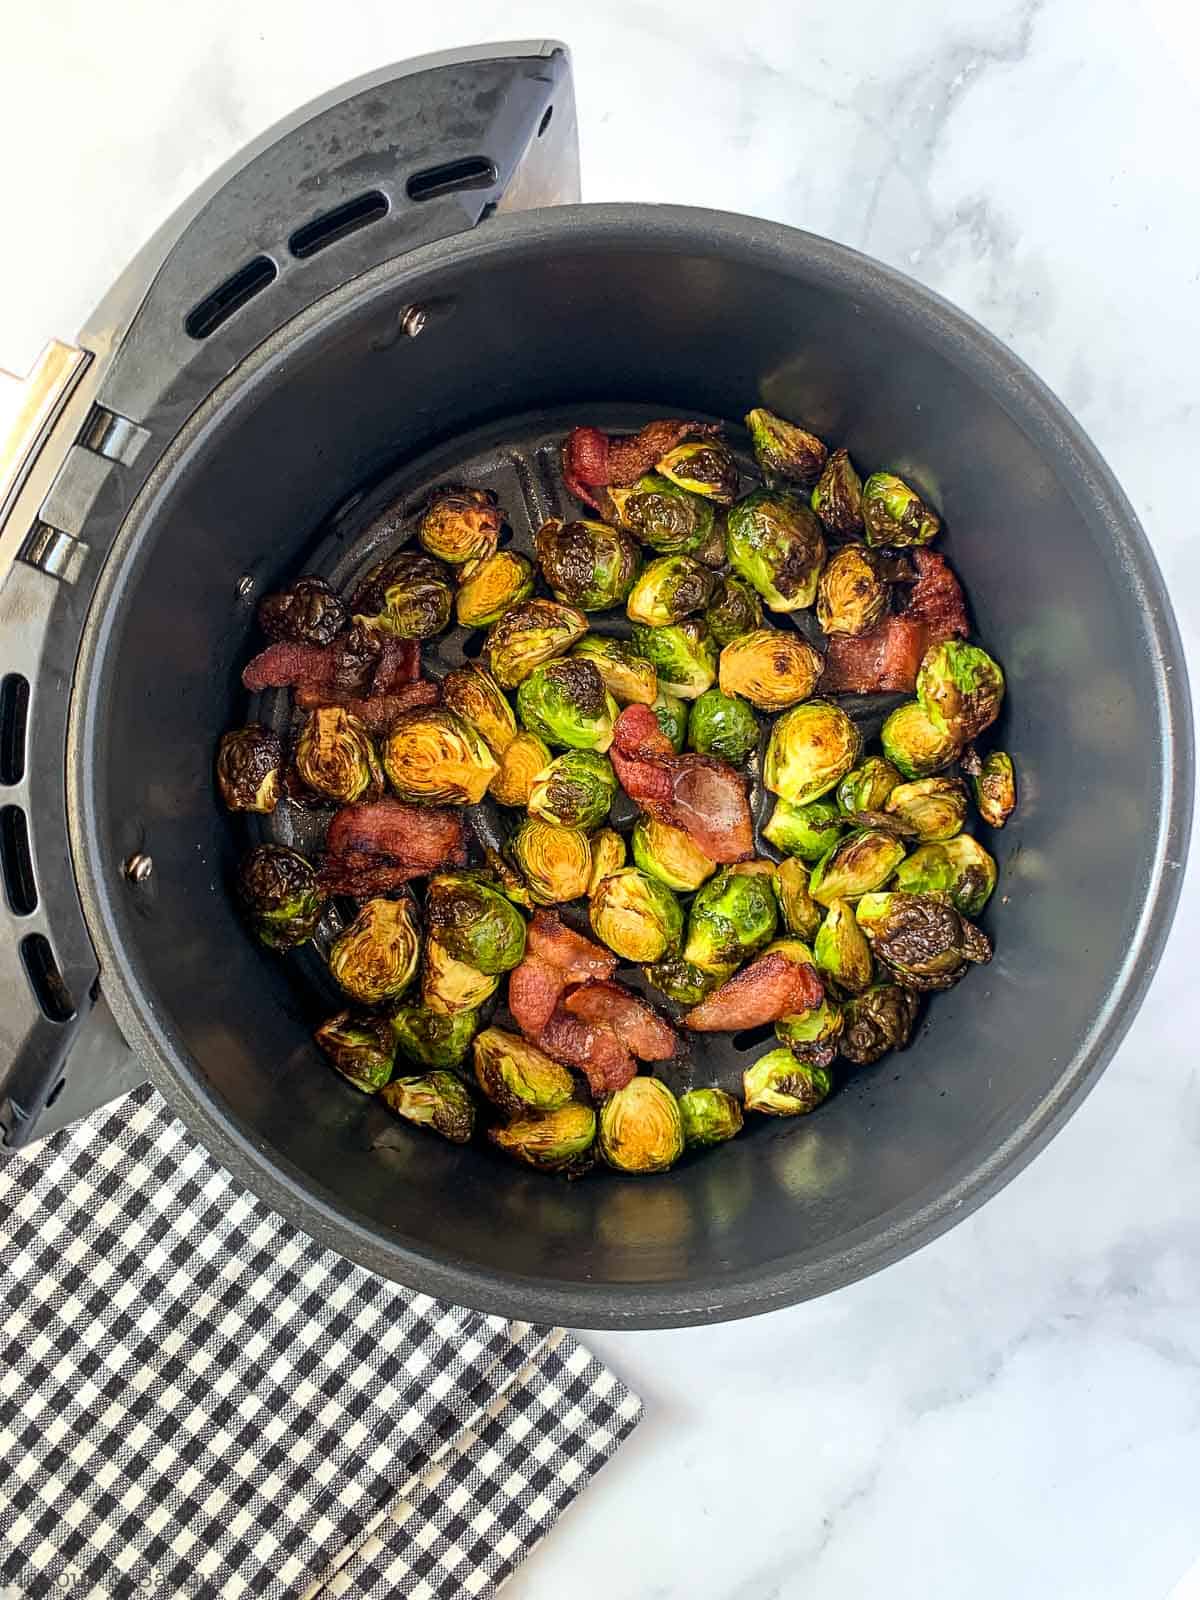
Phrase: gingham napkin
[{"left": 0, "top": 1084, "right": 641, "bottom": 1600}]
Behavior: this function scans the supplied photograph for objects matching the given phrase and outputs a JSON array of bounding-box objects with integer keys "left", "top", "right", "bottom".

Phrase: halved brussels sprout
[
  {"left": 353, "top": 551, "right": 454, "bottom": 639},
  {"left": 687, "top": 688, "right": 760, "bottom": 765},
  {"left": 704, "top": 574, "right": 763, "bottom": 648},
  {"left": 892, "top": 835, "right": 997, "bottom": 917},
  {"left": 383, "top": 708, "right": 499, "bottom": 805},
  {"left": 656, "top": 439, "right": 739, "bottom": 504},
  {"left": 880, "top": 700, "right": 961, "bottom": 779},
  {"left": 678, "top": 1086, "right": 743, "bottom": 1149},
  {"left": 726, "top": 489, "right": 827, "bottom": 612},
  {"left": 440, "top": 664, "right": 517, "bottom": 758},
  {"left": 626, "top": 555, "right": 716, "bottom": 627},
  {"left": 599, "top": 1076, "right": 685, "bottom": 1173},
  {"left": 763, "top": 797, "right": 844, "bottom": 862},
  {"left": 862, "top": 472, "right": 940, "bottom": 548},
  {"left": 483, "top": 847, "right": 534, "bottom": 910},
  {"left": 916, "top": 640, "right": 1005, "bottom": 742},
  {"left": 743, "top": 1048, "right": 833, "bottom": 1116},
  {"left": 534, "top": 518, "right": 640, "bottom": 612},
  {"left": 682, "top": 867, "right": 778, "bottom": 975},
  {"left": 517, "top": 659, "right": 618, "bottom": 753},
  {"left": 775, "top": 996, "right": 844, "bottom": 1054},
  {"left": 718, "top": 628, "right": 823, "bottom": 711},
  {"left": 810, "top": 447, "right": 864, "bottom": 536},
  {"left": 258, "top": 574, "right": 346, "bottom": 646},
  {"left": 329, "top": 897, "right": 421, "bottom": 1004},
  {"left": 489, "top": 1102, "right": 597, "bottom": 1174},
  {"left": 809, "top": 830, "right": 907, "bottom": 906},
  {"left": 485, "top": 598, "right": 588, "bottom": 688},
  {"left": 390, "top": 1004, "right": 480, "bottom": 1070},
  {"left": 629, "top": 621, "right": 717, "bottom": 700},
  {"left": 295, "top": 706, "right": 384, "bottom": 804},
  {"left": 528, "top": 750, "right": 617, "bottom": 831},
  {"left": 473, "top": 1026, "right": 574, "bottom": 1114},
  {"left": 237, "top": 844, "right": 325, "bottom": 950},
  {"left": 632, "top": 814, "right": 717, "bottom": 892},
  {"left": 313, "top": 1012, "right": 396, "bottom": 1092},
  {"left": 773, "top": 856, "right": 824, "bottom": 942},
  {"left": 380, "top": 1070, "right": 475, "bottom": 1143},
  {"left": 964, "top": 747, "right": 1016, "bottom": 828},
  {"left": 489, "top": 731, "right": 553, "bottom": 807},
  {"left": 642, "top": 954, "right": 722, "bottom": 1006},
  {"left": 840, "top": 983, "right": 920, "bottom": 1065},
  {"left": 587, "top": 828, "right": 627, "bottom": 894},
  {"left": 855, "top": 891, "right": 991, "bottom": 990},
  {"left": 426, "top": 872, "right": 527, "bottom": 975},
  {"left": 816, "top": 545, "right": 889, "bottom": 637},
  {"left": 418, "top": 485, "right": 502, "bottom": 566},
  {"left": 813, "top": 898, "right": 873, "bottom": 995},
  {"left": 217, "top": 725, "right": 283, "bottom": 813},
  {"left": 590, "top": 868, "right": 683, "bottom": 962},
  {"left": 694, "top": 520, "right": 728, "bottom": 569},
  {"left": 421, "top": 934, "right": 500, "bottom": 1015},
  {"left": 837, "top": 756, "right": 903, "bottom": 816},
  {"left": 510, "top": 819, "right": 593, "bottom": 905},
  {"left": 571, "top": 637, "right": 657, "bottom": 705},
  {"left": 764, "top": 699, "right": 861, "bottom": 805},
  {"left": 607, "top": 473, "right": 715, "bottom": 554},
  {"left": 651, "top": 689, "right": 689, "bottom": 750},
  {"left": 885, "top": 777, "right": 968, "bottom": 841},
  {"left": 744, "top": 408, "right": 828, "bottom": 485},
  {"left": 455, "top": 550, "right": 534, "bottom": 628}
]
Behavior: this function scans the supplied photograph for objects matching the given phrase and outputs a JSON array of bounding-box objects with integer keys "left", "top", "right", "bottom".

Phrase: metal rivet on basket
[
  {"left": 236, "top": 574, "right": 255, "bottom": 597},
  {"left": 399, "top": 305, "right": 427, "bottom": 339},
  {"left": 124, "top": 853, "right": 153, "bottom": 883}
]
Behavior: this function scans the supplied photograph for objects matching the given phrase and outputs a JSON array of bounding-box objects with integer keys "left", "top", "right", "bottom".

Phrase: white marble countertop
[{"left": 4, "top": 3, "right": 1199, "bottom": 1597}]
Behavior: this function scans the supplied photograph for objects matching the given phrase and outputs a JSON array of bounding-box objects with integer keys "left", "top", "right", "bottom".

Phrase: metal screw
[
  {"left": 124, "top": 853, "right": 153, "bottom": 883},
  {"left": 399, "top": 305, "right": 427, "bottom": 339},
  {"left": 236, "top": 574, "right": 255, "bottom": 597}
]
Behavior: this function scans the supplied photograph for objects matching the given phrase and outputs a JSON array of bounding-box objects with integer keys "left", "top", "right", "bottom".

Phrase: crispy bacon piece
[
  {"left": 242, "top": 640, "right": 332, "bottom": 694},
  {"left": 610, "top": 705, "right": 754, "bottom": 864},
  {"left": 905, "top": 549, "right": 969, "bottom": 635},
  {"left": 508, "top": 954, "right": 568, "bottom": 1038},
  {"left": 243, "top": 623, "right": 382, "bottom": 699},
  {"left": 562, "top": 420, "right": 722, "bottom": 509},
  {"left": 683, "top": 951, "right": 824, "bottom": 1032},
  {"left": 562, "top": 981, "right": 677, "bottom": 1061},
  {"left": 537, "top": 1008, "right": 637, "bottom": 1095},
  {"left": 526, "top": 911, "right": 617, "bottom": 982},
  {"left": 820, "top": 549, "right": 969, "bottom": 695},
  {"left": 318, "top": 798, "right": 466, "bottom": 895},
  {"left": 371, "top": 637, "right": 421, "bottom": 695},
  {"left": 294, "top": 679, "right": 439, "bottom": 729}
]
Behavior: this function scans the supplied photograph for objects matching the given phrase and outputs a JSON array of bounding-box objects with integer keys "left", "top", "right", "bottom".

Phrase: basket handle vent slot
[
  {"left": 406, "top": 157, "right": 496, "bottom": 203},
  {"left": 185, "top": 256, "right": 278, "bottom": 340},
  {"left": 289, "top": 190, "right": 389, "bottom": 259}
]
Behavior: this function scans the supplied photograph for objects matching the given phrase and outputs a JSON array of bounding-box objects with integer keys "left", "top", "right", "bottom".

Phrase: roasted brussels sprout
[
  {"left": 353, "top": 551, "right": 454, "bottom": 639},
  {"left": 964, "top": 747, "right": 1016, "bottom": 828},
  {"left": 571, "top": 637, "right": 657, "bottom": 705},
  {"left": 455, "top": 550, "right": 534, "bottom": 628},
  {"left": 744, "top": 408, "right": 828, "bottom": 486},
  {"left": 687, "top": 688, "right": 760, "bottom": 765},
  {"left": 880, "top": 700, "right": 961, "bottom": 779},
  {"left": 473, "top": 1027, "right": 574, "bottom": 1114},
  {"left": 528, "top": 750, "right": 618, "bottom": 831},
  {"left": 599, "top": 1077, "right": 685, "bottom": 1173},
  {"left": 329, "top": 896, "right": 421, "bottom": 1004},
  {"left": 704, "top": 574, "right": 763, "bottom": 648},
  {"left": 816, "top": 545, "right": 889, "bottom": 637},
  {"left": 629, "top": 620, "right": 717, "bottom": 700},
  {"left": 810, "top": 447, "right": 864, "bottom": 536},
  {"left": 743, "top": 1048, "right": 833, "bottom": 1116},
  {"left": 694, "top": 519, "right": 728, "bottom": 569},
  {"left": 418, "top": 486, "right": 502, "bottom": 567},
  {"left": 726, "top": 489, "right": 827, "bottom": 612},
  {"left": 632, "top": 814, "right": 717, "bottom": 893},
  {"left": 510, "top": 819, "right": 593, "bottom": 905},
  {"left": 383, "top": 708, "right": 499, "bottom": 805},
  {"left": 590, "top": 868, "right": 684, "bottom": 962},
  {"left": 313, "top": 1012, "right": 395, "bottom": 1091},
  {"left": 607, "top": 473, "right": 715, "bottom": 554},
  {"left": 426, "top": 872, "right": 526, "bottom": 975},
  {"left": 380, "top": 1070, "right": 475, "bottom": 1143},
  {"left": 764, "top": 700, "right": 861, "bottom": 805},
  {"left": 391, "top": 1004, "right": 480, "bottom": 1070},
  {"left": 837, "top": 756, "right": 903, "bottom": 816},
  {"left": 483, "top": 847, "right": 535, "bottom": 910},
  {"left": 535, "top": 518, "right": 640, "bottom": 612},
  {"left": 763, "top": 797, "right": 844, "bottom": 862},
  {"left": 678, "top": 1086, "right": 743, "bottom": 1149},
  {"left": 892, "top": 835, "right": 997, "bottom": 917},
  {"left": 295, "top": 707, "right": 383, "bottom": 804},
  {"left": 855, "top": 891, "right": 991, "bottom": 990},
  {"left": 916, "top": 640, "right": 1006, "bottom": 743},
  {"left": 773, "top": 856, "right": 824, "bottom": 942},
  {"left": 656, "top": 439, "right": 739, "bottom": 504},
  {"left": 440, "top": 664, "right": 517, "bottom": 759},
  {"left": 776, "top": 996, "right": 844, "bottom": 1055},
  {"left": 861, "top": 472, "right": 941, "bottom": 549},
  {"left": 216, "top": 725, "right": 282, "bottom": 813},
  {"left": 258, "top": 574, "right": 346, "bottom": 646},
  {"left": 587, "top": 828, "right": 627, "bottom": 894},
  {"left": 626, "top": 554, "right": 717, "bottom": 627},
  {"left": 885, "top": 777, "right": 968, "bottom": 841},
  {"left": 840, "top": 983, "right": 920, "bottom": 1065},
  {"left": 643, "top": 954, "right": 722, "bottom": 1006},
  {"left": 485, "top": 598, "right": 588, "bottom": 688},
  {"left": 489, "top": 1102, "right": 597, "bottom": 1174},
  {"left": 809, "top": 829, "right": 907, "bottom": 906},
  {"left": 682, "top": 867, "right": 778, "bottom": 976},
  {"left": 237, "top": 844, "right": 325, "bottom": 950},
  {"left": 718, "top": 628, "right": 823, "bottom": 711},
  {"left": 813, "top": 898, "right": 873, "bottom": 995},
  {"left": 490, "top": 731, "right": 552, "bottom": 807},
  {"left": 651, "top": 689, "right": 689, "bottom": 751},
  {"left": 421, "top": 935, "right": 500, "bottom": 1015},
  {"left": 516, "top": 659, "right": 618, "bottom": 753}
]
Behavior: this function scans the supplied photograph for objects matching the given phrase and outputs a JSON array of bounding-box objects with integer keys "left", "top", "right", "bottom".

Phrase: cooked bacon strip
[
  {"left": 562, "top": 420, "right": 721, "bottom": 509},
  {"left": 683, "top": 951, "right": 824, "bottom": 1032},
  {"left": 508, "top": 953, "right": 567, "bottom": 1038},
  {"left": 526, "top": 911, "right": 617, "bottom": 982},
  {"left": 537, "top": 1008, "right": 637, "bottom": 1095},
  {"left": 319, "top": 798, "right": 466, "bottom": 894},
  {"left": 610, "top": 705, "right": 754, "bottom": 864},
  {"left": 819, "top": 549, "right": 968, "bottom": 694},
  {"left": 562, "top": 981, "right": 677, "bottom": 1061},
  {"left": 905, "top": 549, "right": 969, "bottom": 635},
  {"left": 242, "top": 640, "right": 332, "bottom": 693},
  {"left": 242, "top": 624, "right": 384, "bottom": 701},
  {"left": 295, "top": 679, "right": 439, "bottom": 728},
  {"left": 371, "top": 637, "right": 421, "bottom": 695}
]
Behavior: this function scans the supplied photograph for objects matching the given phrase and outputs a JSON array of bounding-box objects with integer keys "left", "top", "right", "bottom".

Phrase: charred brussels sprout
[
  {"left": 455, "top": 551, "right": 534, "bottom": 628},
  {"left": 421, "top": 936, "right": 500, "bottom": 1015},
  {"left": 587, "top": 828, "right": 626, "bottom": 894},
  {"left": 809, "top": 829, "right": 907, "bottom": 906},
  {"left": 916, "top": 640, "right": 1005, "bottom": 743},
  {"left": 764, "top": 700, "right": 861, "bottom": 805},
  {"left": 510, "top": 819, "right": 593, "bottom": 905},
  {"left": 679, "top": 1087, "right": 743, "bottom": 1149},
  {"left": 534, "top": 518, "right": 639, "bottom": 612},
  {"left": 516, "top": 659, "right": 618, "bottom": 753},
  {"left": 295, "top": 707, "right": 383, "bottom": 804},
  {"left": 440, "top": 665, "right": 517, "bottom": 759},
  {"left": 892, "top": 835, "right": 997, "bottom": 917},
  {"left": 419, "top": 485, "right": 502, "bottom": 567},
  {"left": 629, "top": 621, "right": 717, "bottom": 700},
  {"left": 855, "top": 891, "right": 991, "bottom": 990},
  {"left": 313, "top": 1012, "right": 395, "bottom": 1091},
  {"left": 744, "top": 408, "right": 828, "bottom": 486},
  {"left": 485, "top": 598, "right": 588, "bottom": 688},
  {"left": 816, "top": 545, "right": 889, "bottom": 637},
  {"left": 608, "top": 473, "right": 715, "bottom": 554},
  {"left": 473, "top": 1027, "right": 574, "bottom": 1114},
  {"left": 810, "top": 447, "right": 864, "bottom": 536},
  {"left": 718, "top": 628, "right": 822, "bottom": 711},
  {"left": 885, "top": 777, "right": 968, "bottom": 841},
  {"left": 490, "top": 1102, "right": 597, "bottom": 1174},
  {"left": 390, "top": 1004, "right": 479, "bottom": 1070},
  {"left": 599, "top": 1077, "right": 685, "bottom": 1173},
  {"left": 380, "top": 1071, "right": 475, "bottom": 1144},
  {"left": 643, "top": 953, "right": 722, "bottom": 1006},
  {"left": 704, "top": 574, "right": 763, "bottom": 648},
  {"left": 965, "top": 747, "right": 1016, "bottom": 828},
  {"left": 743, "top": 1048, "right": 833, "bottom": 1116},
  {"left": 426, "top": 872, "right": 526, "bottom": 975},
  {"left": 773, "top": 856, "right": 824, "bottom": 943},
  {"left": 683, "top": 867, "right": 778, "bottom": 976},
  {"left": 776, "top": 996, "right": 844, "bottom": 1056},
  {"left": 838, "top": 756, "right": 902, "bottom": 817},
  {"left": 763, "top": 796, "right": 845, "bottom": 861},
  {"left": 590, "top": 868, "right": 683, "bottom": 962},
  {"left": 626, "top": 555, "right": 716, "bottom": 627},
  {"left": 861, "top": 472, "right": 941, "bottom": 549},
  {"left": 840, "top": 983, "right": 920, "bottom": 1065},
  {"left": 490, "top": 731, "right": 552, "bottom": 807},
  {"left": 258, "top": 574, "right": 346, "bottom": 646},
  {"left": 651, "top": 689, "right": 689, "bottom": 750},
  {"left": 727, "top": 489, "right": 827, "bottom": 612},
  {"left": 814, "top": 899, "right": 873, "bottom": 995},
  {"left": 353, "top": 551, "right": 454, "bottom": 639},
  {"left": 656, "top": 439, "right": 739, "bottom": 504},
  {"left": 687, "top": 688, "right": 760, "bottom": 765},
  {"left": 695, "top": 520, "right": 728, "bottom": 569},
  {"left": 329, "top": 897, "right": 421, "bottom": 1005},
  {"left": 383, "top": 708, "right": 499, "bottom": 805},
  {"left": 237, "top": 844, "right": 325, "bottom": 950},
  {"left": 528, "top": 750, "right": 617, "bottom": 831},
  {"left": 571, "top": 637, "right": 657, "bottom": 705},
  {"left": 880, "top": 700, "right": 961, "bottom": 779},
  {"left": 217, "top": 725, "right": 282, "bottom": 813},
  {"left": 632, "top": 815, "right": 716, "bottom": 893}
]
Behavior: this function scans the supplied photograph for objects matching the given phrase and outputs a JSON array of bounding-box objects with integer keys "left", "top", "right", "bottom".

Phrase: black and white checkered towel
[{"left": 0, "top": 1084, "right": 641, "bottom": 1600}]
